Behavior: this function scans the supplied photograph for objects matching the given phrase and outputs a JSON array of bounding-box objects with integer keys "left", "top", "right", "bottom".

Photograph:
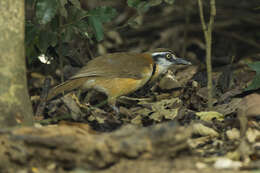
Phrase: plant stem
[{"left": 198, "top": 0, "right": 216, "bottom": 109}]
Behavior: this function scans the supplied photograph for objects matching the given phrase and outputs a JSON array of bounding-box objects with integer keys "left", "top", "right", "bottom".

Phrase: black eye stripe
[
  {"left": 152, "top": 55, "right": 163, "bottom": 61},
  {"left": 151, "top": 52, "right": 176, "bottom": 62}
]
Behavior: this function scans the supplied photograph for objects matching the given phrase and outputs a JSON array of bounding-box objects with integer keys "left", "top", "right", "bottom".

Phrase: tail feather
[{"left": 47, "top": 78, "right": 87, "bottom": 100}]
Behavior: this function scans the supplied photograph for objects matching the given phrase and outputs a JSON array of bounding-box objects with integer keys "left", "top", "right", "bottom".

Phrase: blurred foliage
[
  {"left": 245, "top": 61, "right": 260, "bottom": 91},
  {"left": 88, "top": 6, "right": 117, "bottom": 41},
  {"left": 26, "top": 0, "right": 176, "bottom": 64},
  {"left": 127, "top": 0, "right": 175, "bottom": 13},
  {"left": 26, "top": 0, "right": 118, "bottom": 63}
]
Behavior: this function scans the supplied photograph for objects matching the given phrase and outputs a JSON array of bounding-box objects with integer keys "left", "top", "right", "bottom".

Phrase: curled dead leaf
[{"left": 192, "top": 123, "right": 219, "bottom": 137}]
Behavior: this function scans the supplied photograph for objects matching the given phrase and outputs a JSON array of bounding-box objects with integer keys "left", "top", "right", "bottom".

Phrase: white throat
[{"left": 152, "top": 52, "right": 173, "bottom": 75}]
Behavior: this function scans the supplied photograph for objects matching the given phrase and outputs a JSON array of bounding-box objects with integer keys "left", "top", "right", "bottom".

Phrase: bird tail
[{"left": 47, "top": 78, "right": 87, "bottom": 100}]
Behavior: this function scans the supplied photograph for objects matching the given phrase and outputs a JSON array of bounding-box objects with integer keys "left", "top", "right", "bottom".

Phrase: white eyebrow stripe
[{"left": 151, "top": 52, "right": 171, "bottom": 56}]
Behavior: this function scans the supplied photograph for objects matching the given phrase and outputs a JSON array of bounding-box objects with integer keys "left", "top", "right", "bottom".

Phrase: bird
[{"left": 47, "top": 49, "right": 191, "bottom": 112}]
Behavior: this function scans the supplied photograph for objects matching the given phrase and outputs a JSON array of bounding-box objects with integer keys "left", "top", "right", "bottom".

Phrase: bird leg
[{"left": 107, "top": 98, "right": 120, "bottom": 115}]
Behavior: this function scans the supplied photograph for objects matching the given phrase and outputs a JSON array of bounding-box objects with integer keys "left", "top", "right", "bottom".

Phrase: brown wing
[
  {"left": 47, "top": 78, "right": 87, "bottom": 100},
  {"left": 47, "top": 52, "right": 154, "bottom": 100},
  {"left": 70, "top": 52, "right": 154, "bottom": 80}
]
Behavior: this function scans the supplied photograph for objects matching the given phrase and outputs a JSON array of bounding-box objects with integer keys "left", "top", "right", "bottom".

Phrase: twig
[
  {"left": 198, "top": 0, "right": 216, "bottom": 109},
  {"left": 35, "top": 77, "right": 51, "bottom": 117},
  {"left": 59, "top": 13, "right": 64, "bottom": 84}
]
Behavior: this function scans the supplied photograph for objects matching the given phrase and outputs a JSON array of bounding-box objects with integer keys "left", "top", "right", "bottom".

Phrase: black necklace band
[{"left": 146, "top": 63, "right": 157, "bottom": 84}]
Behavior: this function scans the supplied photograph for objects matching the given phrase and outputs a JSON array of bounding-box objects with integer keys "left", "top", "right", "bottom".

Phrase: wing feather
[{"left": 70, "top": 53, "right": 153, "bottom": 80}]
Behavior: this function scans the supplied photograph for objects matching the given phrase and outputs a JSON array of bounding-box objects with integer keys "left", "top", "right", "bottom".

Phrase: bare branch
[{"left": 197, "top": 0, "right": 216, "bottom": 109}]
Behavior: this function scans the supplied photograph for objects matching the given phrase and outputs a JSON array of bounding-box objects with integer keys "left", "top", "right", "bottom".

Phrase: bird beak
[{"left": 174, "top": 57, "right": 192, "bottom": 65}]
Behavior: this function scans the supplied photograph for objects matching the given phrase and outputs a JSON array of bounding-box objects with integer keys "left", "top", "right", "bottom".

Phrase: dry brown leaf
[
  {"left": 136, "top": 98, "right": 182, "bottom": 122},
  {"left": 226, "top": 128, "right": 240, "bottom": 141},
  {"left": 246, "top": 128, "right": 260, "bottom": 143},
  {"left": 188, "top": 136, "right": 212, "bottom": 149},
  {"left": 242, "top": 93, "right": 260, "bottom": 117},
  {"left": 61, "top": 94, "right": 83, "bottom": 120},
  {"left": 158, "top": 71, "right": 181, "bottom": 90},
  {"left": 215, "top": 98, "right": 242, "bottom": 116},
  {"left": 106, "top": 31, "right": 123, "bottom": 45},
  {"left": 131, "top": 115, "right": 142, "bottom": 125},
  {"left": 192, "top": 123, "right": 219, "bottom": 137},
  {"left": 196, "top": 111, "right": 224, "bottom": 122},
  {"left": 175, "top": 65, "right": 198, "bottom": 85}
]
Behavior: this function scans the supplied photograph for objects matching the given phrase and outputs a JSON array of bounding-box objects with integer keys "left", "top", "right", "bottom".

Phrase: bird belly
[{"left": 82, "top": 76, "right": 150, "bottom": 99}]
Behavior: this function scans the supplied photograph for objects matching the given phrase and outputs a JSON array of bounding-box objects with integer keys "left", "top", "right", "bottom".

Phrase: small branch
[
  {"left": 35, "top": 77, "right": 51, "bottom": 117},
  {"left": 59, "top": 13, "right": 64, "bottom": 83},
  {"left": 198, "top": 0, "right": 207, "bottom": 33},
  {"left": 198, "top": 0, "right": 216, "bottom": 109},
  {"left": 209, "top": 0, "right": 216, "bottom": 27}
]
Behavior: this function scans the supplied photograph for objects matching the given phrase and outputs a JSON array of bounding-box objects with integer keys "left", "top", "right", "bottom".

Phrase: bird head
[{"left": 148, "top": 49, "right": 191, "bottom": 75}]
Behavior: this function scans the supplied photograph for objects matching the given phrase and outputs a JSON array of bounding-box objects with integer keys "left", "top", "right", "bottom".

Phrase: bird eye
[{"left": 165, "top": 53, "right": 172, "bottom": 59}]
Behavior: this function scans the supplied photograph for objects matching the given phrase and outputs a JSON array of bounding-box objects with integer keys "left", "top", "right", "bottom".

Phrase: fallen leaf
[
  {"left": 196, "top": 111, "right": 224, "bottom": 122},
  {"left": 192, "top": 123, "right": 219, "bottom": 137}
]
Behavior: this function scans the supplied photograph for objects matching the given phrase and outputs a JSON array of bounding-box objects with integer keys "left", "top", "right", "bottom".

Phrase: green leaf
[
  {"left": 164, "top": 0, "right": 175, "bottom": 5},
  {"left": 136, "top": 2, "right": 150, "bottom": 13},
  {"left": 59, "top": 0, "right": 67, "bottom": 6},
  {"left": 75, "top": 19, "right": 89, "bottom": 33},
  {"left": 25, "top": 23, "right": 40, "bottom": 63},
  {"left": 88, "top": 16, "right": 104, "bottom": 41},
  {"left": 58, "top": 0, "right": 68, "bottom": 18},
  {"left": 248, "top": 61, "right": 260, "bottom": 73},
  {"left": 245, "top": 61, "right": 260, "bottom": 91},
  {"left": 25, "top": 23, "right": 39, "bottom": 45},
  {"left": 36, "top": 0, "right": 58, "bottom": 24},
  {"left": 62, "top": 26, "right": 75, "bottom": 43},
  {"left": 69, "top": 0, "right": 81, "bottom": 9},
  {"left": 89, "top": 6, "right": 117, "bottom": 23},
  {"left": 127, "top": 0, "right": 150, "bottom": 13},
  {"left": 245, "top": 75, "right": 260, "bottom": 91},
  {"left": 127, "top": 0, "right": 141, "bottom": 8},
  {"left": 50, "top": 15, "right": 59, "bottom": 30},
  {"left": 37, "top": 30, "right": 58, "bottom": 52},
  {"left": 26, "top": 44, "right": 39, "bottom": 64},
  {"left": 87, "top": 6, "right": 117, "bottom": 41},
  {"left": 67, "top": 5, "right": 88, "bottom": 23},
  {"left": 149, "top": 0, "right": 163, "bottom": 6}
]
